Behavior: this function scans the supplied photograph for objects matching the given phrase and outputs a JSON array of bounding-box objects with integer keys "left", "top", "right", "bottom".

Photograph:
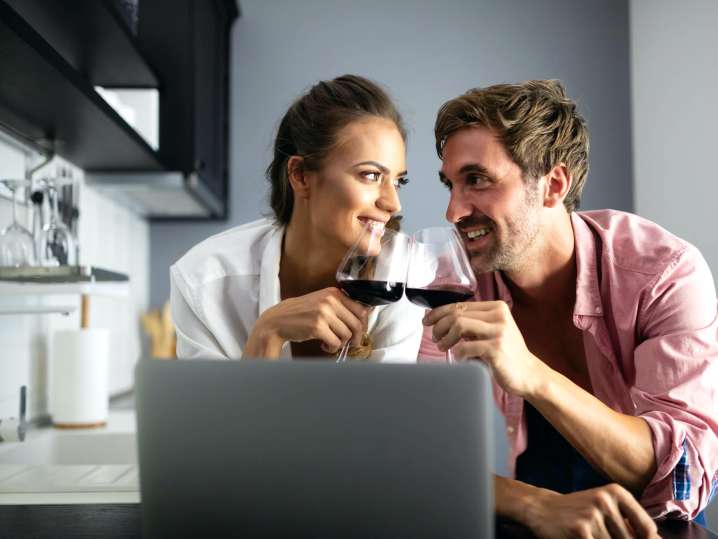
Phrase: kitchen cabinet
[{"left": 0, "top": 0, "right": 239, "bottom": 219}]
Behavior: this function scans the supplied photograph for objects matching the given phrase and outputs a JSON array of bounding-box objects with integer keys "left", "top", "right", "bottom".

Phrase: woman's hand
[
  {"left": 243, "top": 287, "right": 369, "bottom": 359},
  {"left": 526, "top": 484, "right": 658, "bottom": 539}
]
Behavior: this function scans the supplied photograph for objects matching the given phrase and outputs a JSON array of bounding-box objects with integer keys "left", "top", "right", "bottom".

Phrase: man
[{"left": 420, "top": 80, "right": 718, "bottom": 538}]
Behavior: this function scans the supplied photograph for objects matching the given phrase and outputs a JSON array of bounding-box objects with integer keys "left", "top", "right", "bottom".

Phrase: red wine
[
  {"left": 405, "top": 287, "right": 473, "bottom": 309},
  {"left": 339, "top": 280, "right": 405, "bottom": 306}
]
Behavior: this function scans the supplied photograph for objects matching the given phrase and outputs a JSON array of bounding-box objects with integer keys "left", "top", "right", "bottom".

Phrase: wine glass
[
  {"left": 335, "top": 221, "right": 411, "bottom": 363},
  {"left": 38, "top": 180, "right": 76, "bottom": 267},
  {"left": 0, "top": 178, "right": 36, "bottom": 267},
  {"left": 406, "top": 227, "right": 477, "bottom": 363}
]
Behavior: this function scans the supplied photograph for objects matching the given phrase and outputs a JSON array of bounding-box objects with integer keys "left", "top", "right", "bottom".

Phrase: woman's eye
[
  {"left": 362, "top": 171, "right": 382, "bottom": 182},
  {"left": 394, "top": 177, "right": 409, "bottom": 189}
]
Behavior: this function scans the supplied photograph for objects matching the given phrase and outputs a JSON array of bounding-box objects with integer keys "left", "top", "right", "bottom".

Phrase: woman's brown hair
[{"left": 266, "top": 74, "right": 407, "bottom": 225}]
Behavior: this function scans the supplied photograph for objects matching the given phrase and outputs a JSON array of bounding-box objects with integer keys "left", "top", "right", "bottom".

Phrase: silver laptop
[{"left": 135, "top": 359, "right": 493, "bottom": 538}]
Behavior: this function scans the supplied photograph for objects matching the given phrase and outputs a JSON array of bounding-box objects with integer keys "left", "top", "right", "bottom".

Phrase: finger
[
  {"left": 436, "top": 317, "right": 496, "bottom": 352},
  {"left": 432, "top": 310, "right": 498, "bottom": 344},
  {"left": 422, "top": 300, "right": 504, "bottom": 326},
  {"left": 593, "top": 515, "right": 612, "bottom": 539},
  {"left": 328, "top": 297, "right": 366, "bottom": 346},
  {"left": 600, "top": 499, "right": 633, "bottom": 539},
  {"left": 451, "top": 339, "right": 490, "bottom": 361},
  {"left": 324, "top": 315, "right": 354, "bottom": 347},
  {"left": 334, "top": 289, "right": 371, "bottom": 321},
  {"left": 612, "top": 486, "right": 658, "bottom": 539},
  {"left": 314, "top": 324, "right": 344, "bottom": 354}
]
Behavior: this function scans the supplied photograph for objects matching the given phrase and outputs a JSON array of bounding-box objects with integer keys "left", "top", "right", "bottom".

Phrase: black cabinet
[
  {"left": 0, "top": 0, "right": 238, "bottom": 220},
  {"left": 137, "top": 0, "right": 238, "bottom": 219}
]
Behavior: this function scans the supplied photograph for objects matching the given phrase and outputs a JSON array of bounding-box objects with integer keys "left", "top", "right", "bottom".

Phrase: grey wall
[
  {"left": 149, "top": 0, "right": 633, "bottom": 477},
  {"left": 150, "top": 0, "right": 633, "bottom": 308},
  {"left": 630, "top": 0, "right": 718, "bottom": 529}
]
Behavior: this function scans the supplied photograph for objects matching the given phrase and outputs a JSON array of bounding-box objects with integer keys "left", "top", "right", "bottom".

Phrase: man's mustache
[{"left": 455, "top": 216, "right": 494, "bottom": 231}]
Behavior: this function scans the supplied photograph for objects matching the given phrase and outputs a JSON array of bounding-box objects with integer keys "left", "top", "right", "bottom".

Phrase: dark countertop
[{"left": 0, "top": 504, "right": 715, "bottom": 538}]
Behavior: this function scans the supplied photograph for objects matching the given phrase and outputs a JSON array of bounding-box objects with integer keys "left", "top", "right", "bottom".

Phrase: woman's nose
[{"left": 377, "top": 182, "right": 401, "bottom": 215}]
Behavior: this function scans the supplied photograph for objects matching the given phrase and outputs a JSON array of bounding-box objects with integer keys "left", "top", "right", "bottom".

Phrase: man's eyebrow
[
  {"left": 439, "top": 163, "right": 490, "bottom": 184},
  {"left": 458, "top": 163, "right": 490, "bottom": 175}
]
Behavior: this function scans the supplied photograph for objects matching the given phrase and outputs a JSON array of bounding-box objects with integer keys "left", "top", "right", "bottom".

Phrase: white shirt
[{"left": 170, "top": 218, "right": 423, "bottom": 362}]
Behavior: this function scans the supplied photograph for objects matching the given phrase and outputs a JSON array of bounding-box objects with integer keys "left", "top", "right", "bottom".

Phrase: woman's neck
[{"left": 279, "top": 218, "right": 344, "bottom": 298}]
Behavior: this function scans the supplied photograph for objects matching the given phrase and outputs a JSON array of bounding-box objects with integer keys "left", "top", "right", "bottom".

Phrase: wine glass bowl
[
  {"left": 38, "top": 180, "right": 76, "bottom": 267},
  {"left": 406, "top": 226, "right": 477, "bottom": 362},
  {"left": 0, "top": 178, "right": 35, "bottom": 268},
  {"left": 334, "top": 221, "right": 411, "bottom": 361}
]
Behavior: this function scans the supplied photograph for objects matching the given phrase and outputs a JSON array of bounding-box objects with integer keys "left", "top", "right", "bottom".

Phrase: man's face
[{"left": 439, "top": 126, "right": 544, "bottom": 275}]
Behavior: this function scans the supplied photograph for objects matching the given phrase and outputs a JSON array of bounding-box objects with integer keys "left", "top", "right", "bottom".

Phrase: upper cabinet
[{"left": 0, "top": 0, "right": 239, "bottom": 220}]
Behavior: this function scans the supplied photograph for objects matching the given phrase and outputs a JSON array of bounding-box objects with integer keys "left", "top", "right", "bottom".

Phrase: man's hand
[
  {"left": 423, "top": 300, "right": 544, "bottom": 396},
  {"left": 526, "top": 484, "right": 659, "bottom": 539}
]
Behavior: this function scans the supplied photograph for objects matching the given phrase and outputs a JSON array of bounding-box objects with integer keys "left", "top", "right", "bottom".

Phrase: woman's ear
[
  {"left": 287, "top": 156, "right": 310, "bottom": 199},
  {"left": 543, "top": 163, "right": 572, "bottom": 209}
]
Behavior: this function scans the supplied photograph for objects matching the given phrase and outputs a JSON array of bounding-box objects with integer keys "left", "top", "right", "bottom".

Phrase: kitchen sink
[
  {"left": 0, "top": 432, "right": 137, "bottom": 465},
  {"left": 0, "top": 411, "right": 139, "bottom": 500}
]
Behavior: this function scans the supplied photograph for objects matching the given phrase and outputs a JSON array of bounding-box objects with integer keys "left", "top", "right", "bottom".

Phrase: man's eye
[
  {"left": 441, "top": 180, "right": 452, "bottom": 191},
  {"left": 467, "top": 175, "right": 487, "bottom": 187}
]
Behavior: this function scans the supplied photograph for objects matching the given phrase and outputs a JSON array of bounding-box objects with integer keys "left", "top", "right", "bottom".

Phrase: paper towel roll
[{"left": 51, "top": 328, "right": 110, "bottom": 428}]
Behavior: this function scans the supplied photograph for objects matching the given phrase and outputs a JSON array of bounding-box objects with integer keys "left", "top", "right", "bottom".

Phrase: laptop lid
[{"left": 135, "top": 359, "right": 493, "bottom": 538}]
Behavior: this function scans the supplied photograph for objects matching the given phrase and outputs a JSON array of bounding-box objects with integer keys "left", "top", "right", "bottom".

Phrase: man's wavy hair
[{"left": 435, "top": 80, "right": 589, "bottom": 212}]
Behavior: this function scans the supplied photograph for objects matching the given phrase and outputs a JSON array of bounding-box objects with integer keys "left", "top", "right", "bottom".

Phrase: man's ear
[
  {"left": 287, "top": 156, "right": 310, "bottom": 199},
  {"left": 543, "top": 163, "right": 572, "bottom": 209}
]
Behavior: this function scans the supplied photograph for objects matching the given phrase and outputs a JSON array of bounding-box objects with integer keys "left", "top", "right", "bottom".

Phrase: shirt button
[
  {"left": 507, "top": 426, "right": 515, "bottom": 434},
  {"left": 594, "top": 307, "right": 600, "bottom": 313}
]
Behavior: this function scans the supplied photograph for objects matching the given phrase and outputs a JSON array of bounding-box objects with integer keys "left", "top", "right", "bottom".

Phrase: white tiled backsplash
[{"left": 0, "top": 139, "right": 149, "bottom": 421}]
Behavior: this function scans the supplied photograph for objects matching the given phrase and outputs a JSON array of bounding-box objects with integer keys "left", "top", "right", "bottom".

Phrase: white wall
[
  {"left": 0, "top": 140, "right": 149, "bottom": 421},
  {"left": 630, "top": 0, "right": 718, "bottom": 529}
]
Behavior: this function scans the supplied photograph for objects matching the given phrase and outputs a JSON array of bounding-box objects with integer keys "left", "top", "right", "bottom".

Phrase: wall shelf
[{"left": 0, "top": 266, "right": 130, "bottom": 315}]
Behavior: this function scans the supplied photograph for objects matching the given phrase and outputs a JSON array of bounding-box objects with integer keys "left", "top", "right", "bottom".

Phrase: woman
[{"left": 170, "top": 75, "right": 423, "bottom": 361}]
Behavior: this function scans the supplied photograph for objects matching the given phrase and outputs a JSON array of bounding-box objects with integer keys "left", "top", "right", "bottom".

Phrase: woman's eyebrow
[
  {"left": 354, "top": 160, "right": 389, "bottom": 173},
  {"left": 353, "top": 161, "right": 407, "bottom": 177}
]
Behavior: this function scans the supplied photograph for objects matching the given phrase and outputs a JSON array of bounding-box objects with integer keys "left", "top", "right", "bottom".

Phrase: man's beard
[{"left": 469, "top": 184, "right": 542, "bottom": 274}]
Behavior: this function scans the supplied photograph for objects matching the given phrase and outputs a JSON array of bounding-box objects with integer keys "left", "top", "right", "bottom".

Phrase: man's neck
[{"left": 503, "top": 211, "right": 576, "bottom": 310}]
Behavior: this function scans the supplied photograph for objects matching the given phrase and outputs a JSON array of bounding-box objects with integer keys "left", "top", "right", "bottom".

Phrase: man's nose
[
  {"left": 445, "top": 188, "right": 472, "bottom": 224},
  {"left": 377, "top": 182, "right": 401, "bottom": 215}
]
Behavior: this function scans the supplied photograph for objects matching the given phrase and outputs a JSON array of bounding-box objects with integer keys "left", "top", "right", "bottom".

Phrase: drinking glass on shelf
[
  {"left": 335, "top": 221, "right": 411, "bottom": 363},
  {"left": 406, "top": 227, "right": 477, "bottom": 363},
  {"left": 38, "top": 180, "right": 76, "bottom": 267},
  {"left": 0, "top": 178, "right": 36, "bottom": 267}
]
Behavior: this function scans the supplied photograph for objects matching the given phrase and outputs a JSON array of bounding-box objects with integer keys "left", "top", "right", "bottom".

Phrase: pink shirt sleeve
[
  {"left": 631, "top": 245, "right": 718, "bottom": 519},
  {"left": 418, "top": 323, "right": 446, "bottom": 363}
]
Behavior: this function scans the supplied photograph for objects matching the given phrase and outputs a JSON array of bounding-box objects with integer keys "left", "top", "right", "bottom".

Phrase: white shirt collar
[{"left": 258, "top": 225, "right": 292, "bottom": 359}]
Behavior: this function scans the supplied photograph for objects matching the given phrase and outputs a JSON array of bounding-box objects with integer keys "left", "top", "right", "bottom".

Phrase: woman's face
[{"left": 304, "top": 117, "right": 408, "bottom": 253}]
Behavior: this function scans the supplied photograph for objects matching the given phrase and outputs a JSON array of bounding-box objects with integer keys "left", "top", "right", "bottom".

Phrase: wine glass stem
[
  {"left": 446, "top": 347, "right": 454, "bottom": 364},
  {"left": 336, "top": 342, "right": 350, "bottom": 363},
  {"left": 11, "top": 186, "right": 18, "bottom": 226}
]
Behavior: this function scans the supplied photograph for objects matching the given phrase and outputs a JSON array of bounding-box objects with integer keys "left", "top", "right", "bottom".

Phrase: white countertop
[{"left": 0, "top": 410, "right": 140, "bottom": 504}]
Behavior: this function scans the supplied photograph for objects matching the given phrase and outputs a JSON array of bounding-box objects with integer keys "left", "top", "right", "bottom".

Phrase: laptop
[{"left": 135, "top": 359, "right": 493, "bottom": 538}]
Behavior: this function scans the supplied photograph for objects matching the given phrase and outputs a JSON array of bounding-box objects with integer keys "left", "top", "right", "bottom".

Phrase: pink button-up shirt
[{"left": 419, "top": 210, "right": 718, "bottom": 519}]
